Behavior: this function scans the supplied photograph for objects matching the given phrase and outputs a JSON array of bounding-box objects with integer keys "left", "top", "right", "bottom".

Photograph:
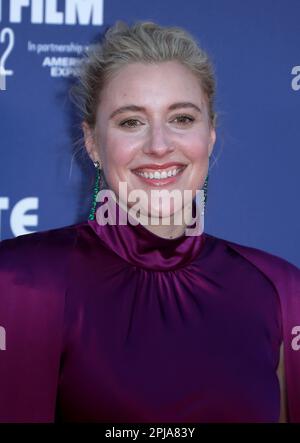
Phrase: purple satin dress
[{"left": 0, "top": 200, "right": 283, "bottom": 422}]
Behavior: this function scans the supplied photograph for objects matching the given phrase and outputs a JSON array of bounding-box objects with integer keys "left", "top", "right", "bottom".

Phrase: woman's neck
[
  {"left": 138, "top": 214, "right": 188, "bottom": 239},
  {"left": 104, "top": 193, "right": 198, "bottom": 240}
]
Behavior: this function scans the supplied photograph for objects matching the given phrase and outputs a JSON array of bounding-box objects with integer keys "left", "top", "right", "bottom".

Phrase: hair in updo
[{"left": 70, "top": 20, "right": 217, "bottom": 130}]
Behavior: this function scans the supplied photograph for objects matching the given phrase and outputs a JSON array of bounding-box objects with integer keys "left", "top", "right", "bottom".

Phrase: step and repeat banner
[{"left": 0, "top": 0, "right": 299, "bottom": 266}]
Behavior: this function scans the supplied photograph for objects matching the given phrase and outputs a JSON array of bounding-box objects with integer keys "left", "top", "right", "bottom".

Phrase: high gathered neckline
[{"left": 88, "top": 198, "right": 206, "bottom": 271}]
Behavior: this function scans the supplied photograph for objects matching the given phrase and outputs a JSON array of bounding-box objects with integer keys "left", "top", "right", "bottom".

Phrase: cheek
[
  {"left": 182, "top": 135, "right": 209, "bottom": 164},
  {"left": 104, "top": 133, "right": 136, "bottom": 167}
]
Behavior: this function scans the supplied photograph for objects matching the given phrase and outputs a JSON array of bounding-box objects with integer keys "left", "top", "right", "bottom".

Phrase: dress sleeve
[
  {"left": 0, "top": 226, "right": 77, "bottom": 422},
  {"left": 225, "top": 240, "right": 300, "bottom": 423}
]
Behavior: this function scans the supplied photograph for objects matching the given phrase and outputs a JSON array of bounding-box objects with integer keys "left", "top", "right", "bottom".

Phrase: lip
[{"left": 132, "top": 162, "right": 186, "bottom": 172}]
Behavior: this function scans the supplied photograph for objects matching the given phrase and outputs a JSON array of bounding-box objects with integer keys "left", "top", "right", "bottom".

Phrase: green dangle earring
[
  {"left": 201, "top": 154, "right": 210, "bottom": 217},
  {"left": 197, "top": 172, "right": 209, "bottom": 233},
  {"left": 202, "top": 174, "right": 209, "bottom": 216},
  {"left": 88, "top": 160, "right": 101, "bottom": 221}
]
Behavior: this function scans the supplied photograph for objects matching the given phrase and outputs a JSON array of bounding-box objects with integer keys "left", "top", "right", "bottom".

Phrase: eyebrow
[{"left": 109, "top": 102, "right": 202, "bottom": 119}]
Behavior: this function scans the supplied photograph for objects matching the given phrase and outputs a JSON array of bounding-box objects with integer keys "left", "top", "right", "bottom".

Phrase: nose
[{"left": 142, "top": 123, "right": 175, "bottom": 157}]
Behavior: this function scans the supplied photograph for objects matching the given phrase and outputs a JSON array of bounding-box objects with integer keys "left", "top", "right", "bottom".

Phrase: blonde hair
[{"left": 70, "top": 20, "right": 217, "bottom": 129}]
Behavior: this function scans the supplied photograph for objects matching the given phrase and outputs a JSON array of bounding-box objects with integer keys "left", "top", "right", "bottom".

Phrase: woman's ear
[
  {"left": 82, "top": 121, "right": 99, "bottom": 163},
  {"left": 208, "top": 127, "right": 216, "bottom": 158}
]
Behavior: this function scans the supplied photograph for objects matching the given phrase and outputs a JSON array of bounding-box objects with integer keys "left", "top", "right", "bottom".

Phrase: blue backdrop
[{"left": 0, "top": 0, "right": 299, "bottom": 267}]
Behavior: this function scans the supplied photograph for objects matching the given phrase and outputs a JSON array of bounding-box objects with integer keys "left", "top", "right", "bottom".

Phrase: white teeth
[{"left": 136, "top": 167, "right": 183, "bottom": 180}]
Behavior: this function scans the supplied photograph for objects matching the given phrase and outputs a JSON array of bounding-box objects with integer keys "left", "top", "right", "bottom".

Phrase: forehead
[{"left": 100, "top": 61, "right": 204, "bottom": 105}]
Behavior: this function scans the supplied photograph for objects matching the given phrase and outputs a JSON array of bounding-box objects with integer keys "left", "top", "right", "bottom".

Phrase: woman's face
[{"left": 83, "top": 60, "right": 216, "bottom": 221}]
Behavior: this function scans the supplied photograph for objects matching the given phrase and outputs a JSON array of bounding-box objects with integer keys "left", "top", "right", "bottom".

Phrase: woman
[{"left": 0, "top": 20, "right": 299, "bottom": 423}]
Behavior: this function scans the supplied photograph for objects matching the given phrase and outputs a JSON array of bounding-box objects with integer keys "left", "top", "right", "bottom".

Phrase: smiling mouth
[{"left": 132, "top": 165, "right": 187, "bottom": 186}]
